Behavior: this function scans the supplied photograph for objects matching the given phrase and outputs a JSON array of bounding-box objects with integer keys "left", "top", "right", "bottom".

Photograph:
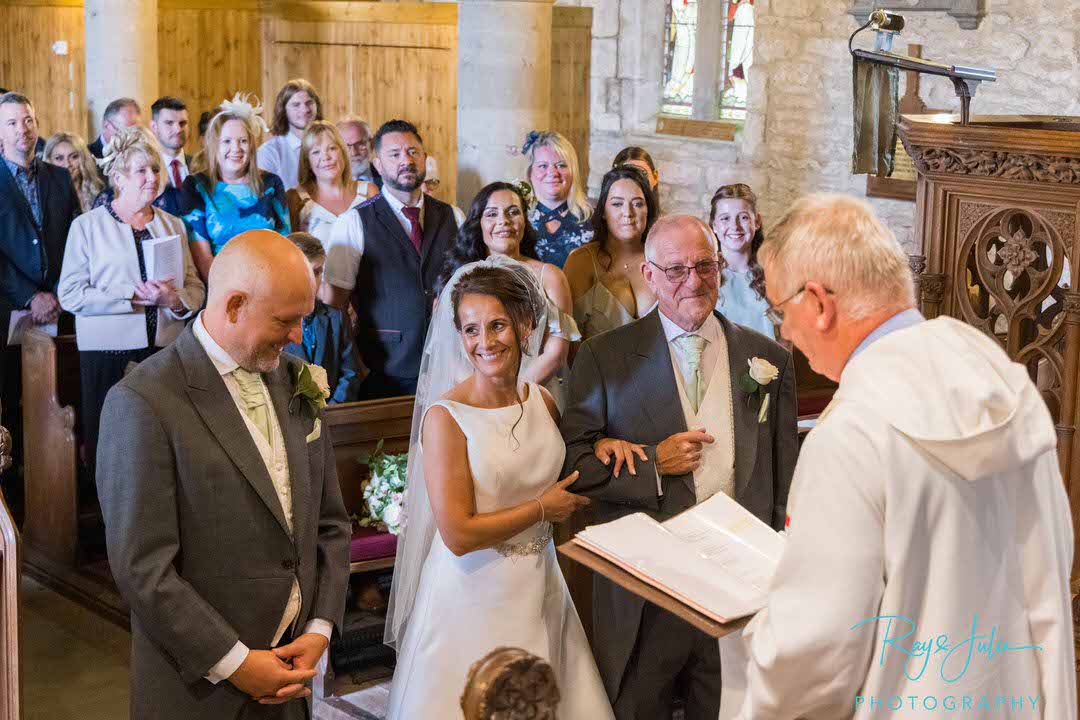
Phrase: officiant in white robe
[{"left": 736, "top": 193, "right": 1076, "bottom": 719}]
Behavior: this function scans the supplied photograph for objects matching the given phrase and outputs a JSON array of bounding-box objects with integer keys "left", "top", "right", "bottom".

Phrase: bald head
[
  {"left": 203, "top": 230, "right": 315, "bottom": 372},
  {"left": 207, "top": 230, "right": 314, "bottom": 306},
  {"left": 644, "top": 215, "right": 717, "bottom": 262}
]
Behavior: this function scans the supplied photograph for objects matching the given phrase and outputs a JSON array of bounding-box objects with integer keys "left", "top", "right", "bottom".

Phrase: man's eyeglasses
[
  {"left": 765, "top": 284, "right": 834, "bottom": 325},
  {"left": 647, "top": 260, "right": 721, "bottom": 284}
]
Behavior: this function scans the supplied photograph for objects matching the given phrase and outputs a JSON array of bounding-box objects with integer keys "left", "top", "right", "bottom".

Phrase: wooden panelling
[
  {"left": 158, "top": 4, "right": 262, "bottom": 154},
  {"left": 263, "top": 6, "right": 458, "bottom": 202},
  {"left": 0, "top": 4, "right": 85, "bottom": 138},
  {"left": 551, "top": 6, "right": 592, "bottom": 182}
]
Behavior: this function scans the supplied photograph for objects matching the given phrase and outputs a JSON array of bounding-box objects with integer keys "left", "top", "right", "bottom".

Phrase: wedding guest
[
  {"left": 422, "top": 155, "right": 464, "bottom": 221},
  {"left": 92, "top": 125, "right": 184, "bottom": 216},
  {"left": 324, "top": 119, "right": 464, "bottom": 398},
  {"left": 738, "top": 194, "right": 1075, "bottom": 718},
  {"left": 286, "top": 121, "right": 377, "bottom": 253},
  {"left": 58, "top": 126, "right": 204, "bottom": 476},
  {"left": 561, "top": 215, "right": 796, "bottom": 720},
  {"left": 337, "top": 116, "right": 380, "bottom": 187},
  {"left": 438, "top": 181, "right": 577, "bottom": 407},
  {"left": 0, "top": 91, "right": 80, "bottom": 501},
  {"left": 709, "top": 183, "right": 774, "bottom": 339},
  {"left": 44, "top": 131, "right": 103, "bottom": 212},
  {"left": 564, "top": 165, "right": 658, "bottom": 340},
  {"left": 612, "top": 146, "right": 659, "bottom": 194},
  {"left": 258, "top": 79, "right": 322, "bottom": 191},
  {"left": 385, "top": 261, "right": 610, "bottom": 719},
  {"left": 283, "top": 232, "right": 361, "bottom": 404},
  {"left": 523, "top": 130, "right": 592, "bottom": 268},
  {"left": 89, "top": 97, "right": 141, "bottom": 160},
  {"left": 182, "top": 96, "right": 290, "bottom": 281},
  {"left": 150, "top": 96, "right": 191, "bottom": 200}
]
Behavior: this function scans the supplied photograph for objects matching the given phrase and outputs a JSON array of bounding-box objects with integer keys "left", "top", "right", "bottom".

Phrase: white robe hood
[{"left": 839, "top": 316, "right": 1056, "bottom": 485}]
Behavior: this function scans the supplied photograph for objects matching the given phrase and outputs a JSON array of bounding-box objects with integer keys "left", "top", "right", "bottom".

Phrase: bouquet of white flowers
[{"left": 358, "top": 440, "right": 409, "bottom": 535}]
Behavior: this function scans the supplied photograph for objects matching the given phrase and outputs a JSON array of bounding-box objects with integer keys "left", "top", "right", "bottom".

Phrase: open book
[{"left": 574, "top": 491, "right": 785, "bottom": 624}]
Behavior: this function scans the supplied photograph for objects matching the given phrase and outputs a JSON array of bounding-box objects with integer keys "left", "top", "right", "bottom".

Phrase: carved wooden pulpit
[{"left": 898, "top": 113, "right": 1080, "bottom": 699}]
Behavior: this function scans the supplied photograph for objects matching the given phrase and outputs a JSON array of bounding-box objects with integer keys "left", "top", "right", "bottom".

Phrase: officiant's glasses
[
  {"left": 765, "top": 284, "right": 835, "bottom": 325},
  {"left": 647, "top": 259, "right": 721, "bottom": 283}
]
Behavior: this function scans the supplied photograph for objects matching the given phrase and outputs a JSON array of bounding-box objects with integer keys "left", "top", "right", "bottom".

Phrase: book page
[
  {"left": 577, "top": 511, "right": 770, "bottom": 623},
  {"left": 142, "top": 235, "right": 184, "bottom": 288}
]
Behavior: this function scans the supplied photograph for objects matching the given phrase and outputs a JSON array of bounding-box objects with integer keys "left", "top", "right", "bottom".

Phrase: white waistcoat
[{"left": 670, "top": 339, "right": 736, "bottom": 503}]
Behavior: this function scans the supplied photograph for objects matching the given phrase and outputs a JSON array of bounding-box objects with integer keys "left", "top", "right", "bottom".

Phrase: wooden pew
[{"left": 1, "top": 411, "right": 21, "bottom": 720}]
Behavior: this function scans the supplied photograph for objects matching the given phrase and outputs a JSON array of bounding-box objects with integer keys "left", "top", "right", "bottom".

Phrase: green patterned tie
[
  {"left": 232, "top": 368, "right": 272, "bottom": 444},
  {"left": 675, "top": 333, "right": 708, "bottom": 413}
]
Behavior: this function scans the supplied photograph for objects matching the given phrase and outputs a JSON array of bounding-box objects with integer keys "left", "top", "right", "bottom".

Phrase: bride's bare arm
[{"left": 423, "top": 406, "right": 586, "bottom": 556}]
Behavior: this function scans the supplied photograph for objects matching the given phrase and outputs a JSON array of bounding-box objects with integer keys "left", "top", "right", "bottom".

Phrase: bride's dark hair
[{"left": 451, "top": 265, "right": 542, "bottom": 441}]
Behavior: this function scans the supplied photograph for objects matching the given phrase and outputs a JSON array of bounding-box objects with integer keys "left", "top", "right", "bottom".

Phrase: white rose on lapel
[
  {"left": 739, "top": 357, "right": 779, "bottom": 424},
  {"left": 290, "top": 362, "right": 332, "bottom": 417},
  {"left": 748, "top": 357, "right": 779, "bottom": 385}
]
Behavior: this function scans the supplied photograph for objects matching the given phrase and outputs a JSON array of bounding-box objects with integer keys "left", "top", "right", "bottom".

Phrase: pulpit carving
[{"left": 908, "top": 147, "right": 1080, "bottom": 184}]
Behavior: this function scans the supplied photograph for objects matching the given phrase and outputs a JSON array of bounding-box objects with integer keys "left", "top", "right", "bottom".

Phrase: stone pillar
[
  {"left": 456, "top": 0, "right": 553, "bottom": 207},
  {"left": 84, "top": 0, "right": 159, "bottom": 138}
]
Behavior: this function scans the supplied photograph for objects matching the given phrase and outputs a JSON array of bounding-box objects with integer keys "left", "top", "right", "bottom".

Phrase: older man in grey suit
[
  {"left": 97, "top": 229, "right": 351, "bottom": 718},
  {"left": 561, "top": 215, "right": 798, "bottom": 720}
]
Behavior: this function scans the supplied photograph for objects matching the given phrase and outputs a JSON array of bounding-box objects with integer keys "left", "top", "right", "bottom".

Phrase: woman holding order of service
[{"left": 58, "top": 125, "right": 205, "bottom": 473}]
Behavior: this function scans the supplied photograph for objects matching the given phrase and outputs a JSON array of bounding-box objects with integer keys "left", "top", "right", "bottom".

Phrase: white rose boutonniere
[
  {"left": 739, "top": 357, "right": 780, "bottom": 424},
  {"left": 289, "top": 362, "right": 332, "bottom": 416}
]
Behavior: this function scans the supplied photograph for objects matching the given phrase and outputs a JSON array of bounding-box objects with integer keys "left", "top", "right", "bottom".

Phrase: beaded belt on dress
[{"left": 493, "top": 522, "right": 553, "bottom": 559}]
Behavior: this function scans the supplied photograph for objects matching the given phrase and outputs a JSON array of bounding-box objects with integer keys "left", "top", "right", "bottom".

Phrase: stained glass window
[{"left": 661, "top": 0, "right": 755, "bottom": 122}]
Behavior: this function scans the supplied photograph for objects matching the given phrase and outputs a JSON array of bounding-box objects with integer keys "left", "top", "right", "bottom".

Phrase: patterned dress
[
  {"left": 529, "top": 200, "right": 593, "bottom": 268},
  {"left": 180, "top": 171, "right": 290, "bottom": 255}
]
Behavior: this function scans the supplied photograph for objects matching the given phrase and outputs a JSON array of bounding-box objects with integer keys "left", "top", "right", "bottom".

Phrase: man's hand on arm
[{"left": 655, "top": 429, "right": 715, "bottom": 476}]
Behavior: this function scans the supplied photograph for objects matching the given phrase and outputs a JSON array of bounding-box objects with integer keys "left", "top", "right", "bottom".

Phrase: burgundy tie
[
  {"left": 170, "top": 158, "right": 182, "bottom": 188},
  {"left": 401, "top": 206, "right": 423, "bottom": 254}
]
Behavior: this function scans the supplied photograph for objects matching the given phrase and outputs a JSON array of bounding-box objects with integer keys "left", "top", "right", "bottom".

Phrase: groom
[
  {"left": 562, "top": 215, "right": 798, "bottom": 719},
  {"left": 96, "top": 230, "right": 351, "bottom": 718}
]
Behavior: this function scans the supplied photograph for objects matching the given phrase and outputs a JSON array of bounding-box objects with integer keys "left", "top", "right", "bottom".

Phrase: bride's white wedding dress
[{"left": 387, "top": 383, "right": 613, "bottom": 719}]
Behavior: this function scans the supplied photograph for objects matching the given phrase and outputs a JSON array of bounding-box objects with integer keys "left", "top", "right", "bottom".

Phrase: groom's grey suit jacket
[
  {"left": 561, "top": 308, "right": 798, "bottom": 700},
  {"left": 96, "top": 326, "right": 351, "bottom": 719}
]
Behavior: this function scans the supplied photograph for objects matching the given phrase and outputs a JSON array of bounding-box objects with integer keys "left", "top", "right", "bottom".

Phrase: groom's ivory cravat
[
  {"left": 232, "top": 367, "right": 272, "bottom": 444},
  {"left": 673, "top": 333, "right": 709, "bottom": 412}
]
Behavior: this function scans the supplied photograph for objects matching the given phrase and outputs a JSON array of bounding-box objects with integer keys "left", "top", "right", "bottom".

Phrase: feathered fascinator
[
  {"left": 98, "top": 125, "right": 161, "bottom": 176},
  {"left": 521, "top": 130, "right": 541, "bottom": 155},
  {"left": 213, "top": 93, "right": 270, "bottom": 136}
]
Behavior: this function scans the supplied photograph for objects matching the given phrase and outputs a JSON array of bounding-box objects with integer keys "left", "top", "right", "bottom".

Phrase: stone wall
[{"left": 558, "top": 0, "right": 1080, "bottom": 253}]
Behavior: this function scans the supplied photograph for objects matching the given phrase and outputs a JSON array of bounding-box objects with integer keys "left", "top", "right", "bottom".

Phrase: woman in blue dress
[
  {"left": 181, "top": 96, "right": 290, "bottom": 281},
  {"left": 523, "top": 130, "right": 593, "bottom": 268},
  {"left": 709, "top": 183, "right": 776, "bottom": 339}
]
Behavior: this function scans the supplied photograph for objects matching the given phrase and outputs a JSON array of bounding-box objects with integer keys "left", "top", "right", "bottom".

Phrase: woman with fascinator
[
  {"left": 181, "top": 95, "right": 291, "bottom": 281},
  {"left": 58, "top": 126, "right": 205, "bottom": 480},
  {"left": 386, "top": 258, "right": 613, "bottom": 719}
]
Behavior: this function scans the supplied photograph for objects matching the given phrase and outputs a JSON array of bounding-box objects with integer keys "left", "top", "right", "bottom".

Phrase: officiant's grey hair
[{"left": 761, "top": 193, "right": 915, "bottom": 320}]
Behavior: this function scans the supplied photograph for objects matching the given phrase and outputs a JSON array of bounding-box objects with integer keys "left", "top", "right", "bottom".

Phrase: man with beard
[
  {"left": 96, "top": 229, "right": 351, "bottom": 719},
  {"left": 336, "top": 116, "right": 381, "bottom": 189},
  {"left": 324, "top": 119, "right": 464, "bottom": 398}
]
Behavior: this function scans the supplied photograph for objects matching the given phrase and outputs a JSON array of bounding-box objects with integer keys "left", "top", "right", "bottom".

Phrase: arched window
[{"left": 661, "top": 0, "right": 754, "bottom": 121}]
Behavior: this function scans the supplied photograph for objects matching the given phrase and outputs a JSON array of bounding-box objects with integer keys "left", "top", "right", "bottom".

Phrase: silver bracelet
[{"left": 534, "top": 498, "right": 545, "bottom": 524}]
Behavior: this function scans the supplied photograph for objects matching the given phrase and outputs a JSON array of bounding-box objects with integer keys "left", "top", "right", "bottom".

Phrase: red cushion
[{"left": 349, "top": 527, "right": 398, "bottom": 562}]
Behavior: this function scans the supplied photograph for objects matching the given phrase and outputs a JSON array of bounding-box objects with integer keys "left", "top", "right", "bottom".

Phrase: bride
[{"left": 386, "top": 257, "right": 614, "bottom": 718}]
